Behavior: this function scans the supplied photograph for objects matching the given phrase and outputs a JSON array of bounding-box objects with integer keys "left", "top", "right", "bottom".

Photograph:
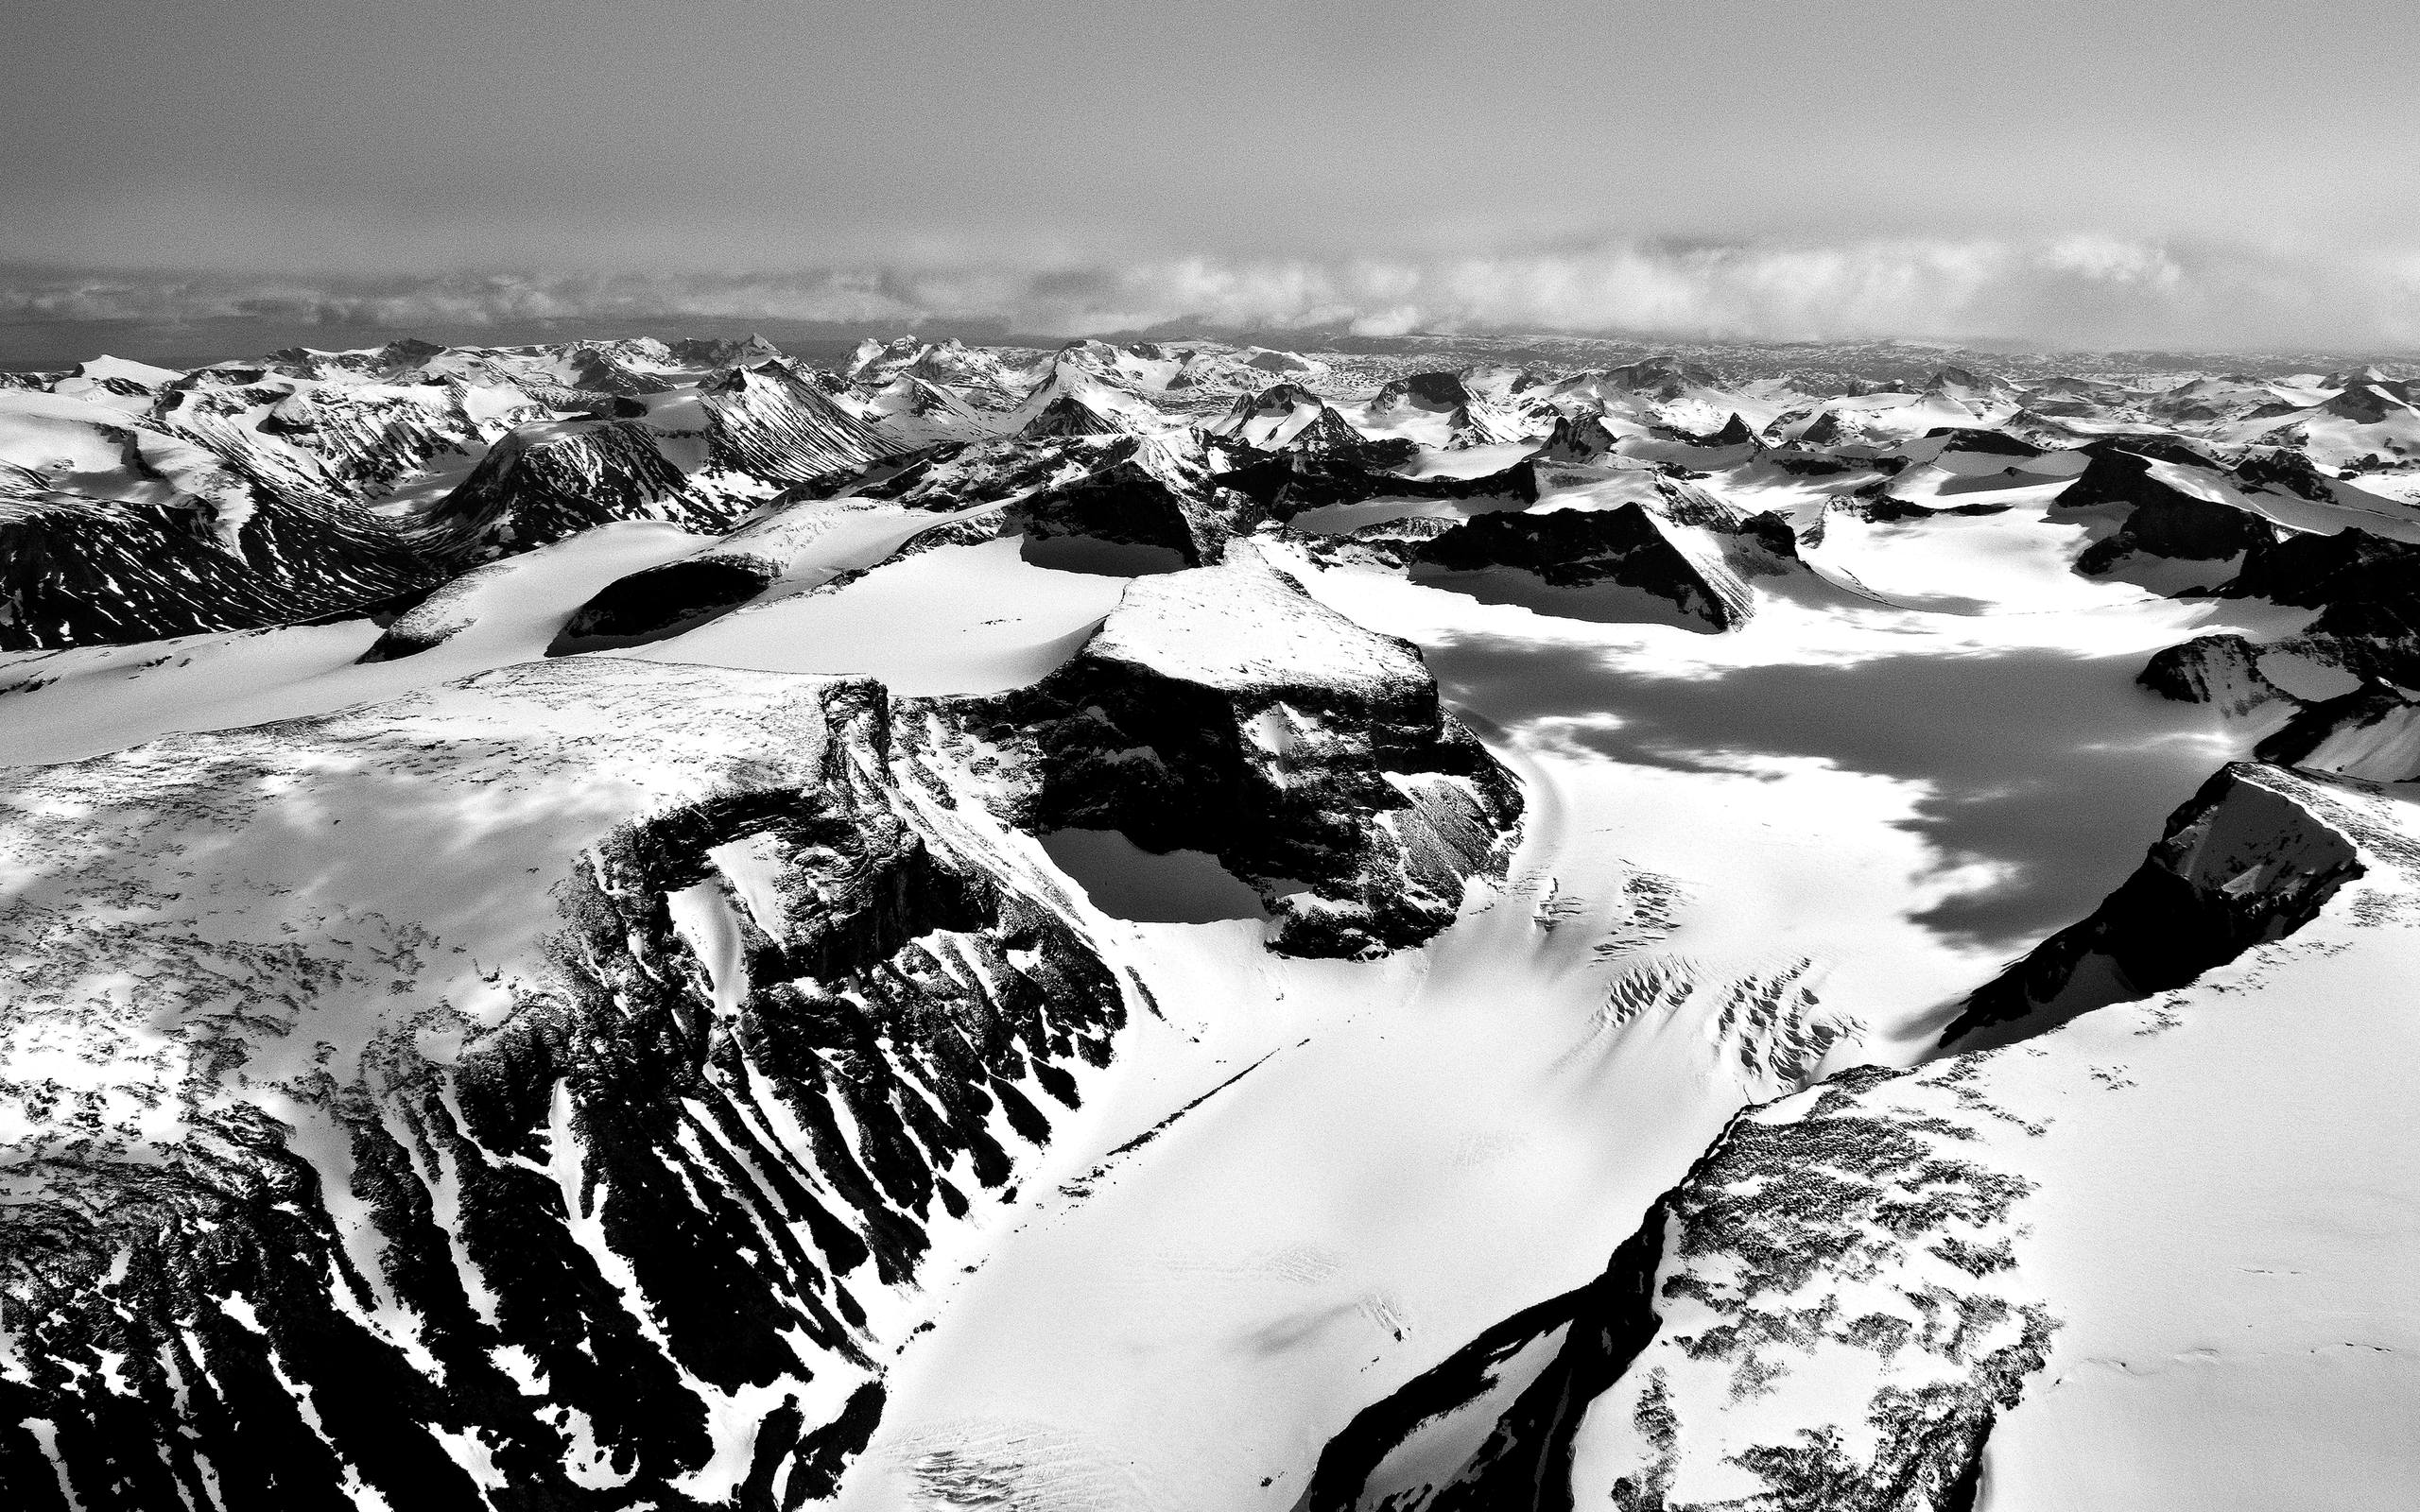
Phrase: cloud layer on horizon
[{"left": 7, "top": 235, "right": 2419, "bottom": 354}]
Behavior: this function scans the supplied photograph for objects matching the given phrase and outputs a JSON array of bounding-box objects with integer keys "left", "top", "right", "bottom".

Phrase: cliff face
[
  {"left": 2052, "top": 448, "right": 2273, "bottom": 578},
  {"left": 1409, "top": 497, "right": 1801, "bottom": 632},
  {"left": 0, "top": 661, "right": 1135, "bottom": 1510},
  {"left": 943, "top": 553, "right": 1523, "bottom": 957},
  {"left": 2221, "top": 527, "right": 2420, "bottom": 687},
  {"left": 1944, "top": 763, "right": 2363, "bottom": 1046},
  {"left": 2257, "top": 682, "right": 2420, "bottom": 782}
]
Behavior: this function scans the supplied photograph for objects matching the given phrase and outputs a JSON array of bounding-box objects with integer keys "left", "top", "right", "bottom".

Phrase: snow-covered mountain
[{"left": 4, "top": 331, "right": 2416, "bottom": 1511}]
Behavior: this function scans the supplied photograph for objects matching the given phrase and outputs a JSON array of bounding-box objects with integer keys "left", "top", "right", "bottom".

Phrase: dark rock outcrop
[
  {"left": 1530, "top": 412, "right": 1619, "bottom": 464},
  {"left": 545, "top": 555, "right": 780, "bottom": 654},
  {"left": 1006, "top": 444, "right": 1259, "bottom": 569},
  {"left": 1925, "top": 426, "right": 2044, "bottom": 458},
  {"left": 0, "top": 488, "right": 437, "bottom": 653},
  {"left": 1214, "top": 450, "right": 1535, "bottom": 519},
  {"left": 947, "top": 556, "right": 1522, "bottom": 956},
  {"left": 2053, "top": 449, "right": 2273, "bottom": 576},
  {"left": 2135, "top": 632, "right": 2294, "bottom": 719},
  {"left": 1018, "top": 390, "right": 1127, "bottom": 438},
  {"left": 423, "top": 419, "right": 727, "bottom": 560},
  {"left": 2256, "top": 682, "right": 2420, "bottom": 782},
  {"left": 1372, "top": 371, "right": 1476, "bottom": 413},
  {"left": 1209, "top": 384, "right": 1368, "bottom": 455},
  {"left": 1409, "top": 500, "right": 1800, "bottom": 632},
  {"left": 2213, "top": 527, "right": 2420, "bottom": 686},
  {"left": 1943, "top": 763, "right": 2363, "bottom": 1047}
]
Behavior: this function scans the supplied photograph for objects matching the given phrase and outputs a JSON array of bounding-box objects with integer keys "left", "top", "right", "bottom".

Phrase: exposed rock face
[
  {"left": 2232, "top": 446, "right": 2340, "bottom": 500},
  {"left": 852, "top": 373, "right": 1005, "bottom": 446},
  {"left": 1530, "top": 412, "right": 1619, "bottom": 464},
  {"left": 2137, "top": 526, "right": 2420, "bottom": 729},
  {"left": 425, "top": 419, "right": 725, "bottom": 559},
  {"left": 2054, "top": 449, "right": 2273, "bottom": 577},
  {"left": 1372, "top": 372, "right": 1476, "bottom": 413},
  {"left": 1210, "top": 384, "right": 1369, "bottom": 454},
  {"left": 545, "top": 555, "right": 780, "bottom": 653},
  {"left": 1942, "top": 763, "right": 2363, "bottom": 1046},
  {"left": 1303, "top": 1061, "right": 2056, "bottom": 1512},
  {"left": 543, "top": 430, "right": 1236, "bottom": 655},
  {"left": 1220, "top": 451, "right": 1533, "bottom": 519},
  {"left": 359, "top": 547, "right": 544, "bottom": 661},
  {"left": 695, "top": 362, "right": 905, "bottom": 485},
  {"left": 0, "top": 660, "right": 1134, "bottom": 1511},
  {"left": 1705, "top": 412, "right": 1756, "bottom": 448},
  {"left": 1602, "top": 356, "right": 1722, "bottom": 398},
  {"left": 2135, "top": 632, "right": 2295, "bottom": 720},
  {"left": 419, "top": 369, "right": 902, "bottom": 567},
  {"left": 1926, "top": 426, "right": 2042, "bottom": 458},
  {"left": 1368, "top": 372, "right": 1523, "bottom": 450},
  {"left": 564, "top": 344, "right": 676, "bottom": 398},
  {"left": 671, "top": 333, "right": 787, "bottom": 371},
  {"left": 542, "top": 490, "right": 939, "bottom": 656},
  {"left": 836, "top": 433, "right": 1261, "bottom": 569},
  {"left": 1005, "top": 438, "right": 1259, "bottom": 568},
  {"left": 0, "top": 489, "right": 436, "bottom": 653},
  {"left": 2218, "top": 526, "right": 2420, "bottom": 685},
  {"left": 1409, "top": 499, "right": 1801, "bottom": 632},
  {"left": 1017, "top": 390, "right": 1128, "bottom": 438},
  {"left": 2257, "top": 683, "right": 2420, "bottom": 782},
  {"left": 945, "top": 555, "right": 1523, "bottom": 956},
  {"left": 0, "top": 387, "right": 443, "bottom": 650}
]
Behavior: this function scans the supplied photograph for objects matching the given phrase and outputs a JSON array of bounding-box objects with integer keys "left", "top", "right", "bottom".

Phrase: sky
[{"left": 6, "top": 0, "right": 2419, "bottom": 354}]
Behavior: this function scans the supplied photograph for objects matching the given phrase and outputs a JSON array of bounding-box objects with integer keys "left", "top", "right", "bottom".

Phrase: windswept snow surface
[{"left": 3, "top": 332, "right": 2414, "bottom": 1512}]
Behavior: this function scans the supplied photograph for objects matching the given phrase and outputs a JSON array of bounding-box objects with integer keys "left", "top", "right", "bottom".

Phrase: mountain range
[{"left": 2, "top": 328, "right": 2415, "bottom": 1512}]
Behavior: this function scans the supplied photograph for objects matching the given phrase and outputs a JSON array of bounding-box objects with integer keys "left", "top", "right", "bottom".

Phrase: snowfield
[{"left": 1, "top": 332, "right": 2414, "bottom": 1511}]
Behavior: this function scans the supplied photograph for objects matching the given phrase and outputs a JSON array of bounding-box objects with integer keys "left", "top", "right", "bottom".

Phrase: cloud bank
[{"left": 8, "top": 235, "right": 2419, "bottom": 353}]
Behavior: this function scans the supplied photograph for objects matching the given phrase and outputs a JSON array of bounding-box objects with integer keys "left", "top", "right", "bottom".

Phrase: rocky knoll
[
  {"left": 942, "top": 552, "right": 1523, "bottom": 956},
  {"left": 843, "top": 432, "right": 1270, "bottom": 571}
]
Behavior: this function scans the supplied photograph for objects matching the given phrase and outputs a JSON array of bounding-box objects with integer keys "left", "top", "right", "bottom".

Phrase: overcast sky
[{"left": 7, "top": 0, "right": 2418, "bottom": 349}]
